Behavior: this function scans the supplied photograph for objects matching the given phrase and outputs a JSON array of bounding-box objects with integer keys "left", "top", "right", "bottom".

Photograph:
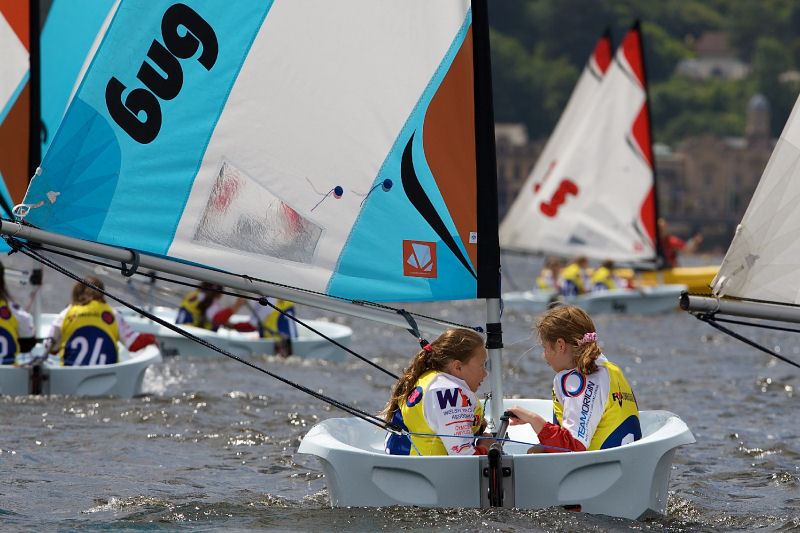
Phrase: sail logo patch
[
  {"left": 539, "top": 179, "right": 579, "bottom": 217},
  {"left": 560, "top": 370, "right": 586, "bottom": 397},
  {"left": 406, "top": 386, "right": 423, "bottom": 407},
  {"left": 403, "top": 241, "right": 436, "bottom": 278}
]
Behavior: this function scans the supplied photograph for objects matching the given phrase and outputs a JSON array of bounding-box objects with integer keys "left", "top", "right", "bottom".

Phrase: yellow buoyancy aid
[
  {"left": 553, "top": 360, "right": 640, "bottom": 450},
  {"left": 590, "top": 266, "right": 616, "bottom": 290},
  {"left": 399, "top": 370, "right": 484, "bottom": 456},
  {"left": 259, "top": 299, "right": 296, "bottom": 339},
  {"left": 176, "top": 291, "right": 213, "bottom": 330},
  {"left": 59, "top": 300, "right": 120, "bottom": 365},
  {"left": 0, "top": 299, "right": 21, "bottom": 365}
]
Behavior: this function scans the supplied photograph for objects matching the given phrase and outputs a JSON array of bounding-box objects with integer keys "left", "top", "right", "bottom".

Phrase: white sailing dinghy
[
  {"left": 499, "top": 23, "right": 686, "bottom": 315},
  {"left": 0, "top": 0, "right": 692, "bottom": 518},
  {"left": 2, "top": 345, "right": 161, "bottom": 397},
  {"left": 119, "top": 306, "right": 353, "bottom": 361},
  {"left": 0, "top": 2, "right": 161, "bottom": 398},
  {"left": 681, "top": 86, "right": 800, "bottom": 362},
  {"left": 0, "top": 268, "right": 162, "bottom": 398}
]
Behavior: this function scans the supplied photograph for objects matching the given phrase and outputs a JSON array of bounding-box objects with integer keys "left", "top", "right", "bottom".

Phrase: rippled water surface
[{"left": 1, "top": 254, "right": 798, "bottom": 531}]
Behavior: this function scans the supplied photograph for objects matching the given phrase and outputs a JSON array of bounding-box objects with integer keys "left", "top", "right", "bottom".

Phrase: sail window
[{"left": 193, "top": 161, "right": 322, "bottom": 263}]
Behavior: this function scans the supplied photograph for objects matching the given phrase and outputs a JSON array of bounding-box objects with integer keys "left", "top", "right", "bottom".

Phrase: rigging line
[
  {"left": 60, "top": 270, "right": 399, "bottom": 380},
  {"left": 399, "top": 430, "right": 571, "bottom": 453},
  {"left": 8, "top": 239, "right": 395, "bottom": 431},
  {"left": 30, "top": 242, "right": 479, "bottom": 331},
  {"left": 705, "top": 316, "right": 800, "bottom": 335},
  {"left": 687, "top": 291, "right": 800, "bottom": 308},
  {"left": 692, "top": 312, "right": 800, "bottom": 370},
  {"left": 24, "top": 244, "right": 396, "bottom": 379}
]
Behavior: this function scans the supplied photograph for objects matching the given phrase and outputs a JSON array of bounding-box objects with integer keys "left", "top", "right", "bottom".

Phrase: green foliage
[{"left": 488, "top": 0, "right": 800, "bottom": 143}]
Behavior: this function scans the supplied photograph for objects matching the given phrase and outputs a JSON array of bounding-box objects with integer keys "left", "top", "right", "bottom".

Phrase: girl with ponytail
[
  {"left": 382, "top": 328, "right": 492, "bottom": 456},
  {"left": 508, "top": 305, "right": 641, "bottom": 453}
]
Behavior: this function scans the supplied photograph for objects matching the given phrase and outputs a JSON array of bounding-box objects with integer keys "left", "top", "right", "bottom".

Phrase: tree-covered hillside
[{"left": 488, "top": 0, "right": 800, "bottom": 144}]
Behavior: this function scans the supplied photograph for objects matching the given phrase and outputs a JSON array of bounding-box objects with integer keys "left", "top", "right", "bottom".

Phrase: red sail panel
[
  {"left": 0, "top": 1, "right": 31, "bottom": 203},
  {"left": 422, "top": 27, "right": 478, "bottom": 274},
  {"left": 0, "top": 1, "right": 29, "bottom": 50},
  {"left": 593, "top": 33, "right": 613, "bottom": 75}
]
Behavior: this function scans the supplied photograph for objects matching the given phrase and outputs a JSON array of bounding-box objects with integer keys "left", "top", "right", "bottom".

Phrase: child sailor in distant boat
[
  {"left": 44, "top": 277, "right": 157, "bottom": 366},
  {"left": 0, "top": 262, "right": 36, "bottom": 365},
  {"left": 657, "top": 218, "right": 703, "bottom": 267},
  {"left": 536, "top": 257, "right": 564, "bottom": 292},
  {"left": 249, "top": 298, "right": 298, "bottom": 340},
  {"left": 558, "top": 255, "right": 591, "bottom": 297},
  {"left": 176, "top": 282, "right": 256, "bottom": 332},
  {"left": 382, "top": 329, "right": 493, "bottom": 456},
  {"left": 507, "top": 305, "right": 641, "bottom": 452},
  {"left": 590, "top": 259, "right": 634, "bottom": 291}
]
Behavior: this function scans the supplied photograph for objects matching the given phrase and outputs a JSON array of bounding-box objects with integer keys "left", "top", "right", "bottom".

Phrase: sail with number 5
[
  {"left": 499, "top": 29, "right": 612, "bottom": 250},
  {"left": 498, "top": 23, "right": 686, "bottom": 315},
  {"left": 500, "top": 23, "right": 657, "bottom": 263}
]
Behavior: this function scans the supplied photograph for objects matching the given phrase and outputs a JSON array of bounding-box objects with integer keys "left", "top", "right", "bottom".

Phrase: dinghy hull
[
  {"left": 120, "top": 307, "right": 353, "bottom": 361},
  {"left": 1, "top": 345, "right": 161, "bottom": 398},
  {"left": 502, "top": 284, "right": 686, "bottom": 315},
  {"left": 298, "top": 398, "right": 694, "bottom": 519}
]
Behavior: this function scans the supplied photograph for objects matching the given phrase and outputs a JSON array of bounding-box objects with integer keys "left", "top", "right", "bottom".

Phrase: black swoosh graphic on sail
[{"left": 401, "top": 133, "right": 476, "bottom": 279}]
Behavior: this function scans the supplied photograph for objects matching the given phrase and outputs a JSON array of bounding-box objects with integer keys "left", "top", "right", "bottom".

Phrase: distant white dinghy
[
  {"left": 120, "top": 307, "right": 353, "bottom": 361},
  {"left": 503, "top": 284, "right": 687, "bottom": 315},
  {"left": 499, "top": 23, "right": 687, "bottom": 314},
  {"left": 298, "top": 398, "right": 694, "bottom": 518},
  {"left": 0, "top": 339, "right": 161, "bottom": 398}
]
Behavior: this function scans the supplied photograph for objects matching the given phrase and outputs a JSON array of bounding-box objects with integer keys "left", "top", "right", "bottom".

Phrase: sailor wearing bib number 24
[
  {"left": 508, "top": 305, "right": 641, "bottom": 452},
  {"left": 44, "top": 277, "right": 157, "bottom": 366}
]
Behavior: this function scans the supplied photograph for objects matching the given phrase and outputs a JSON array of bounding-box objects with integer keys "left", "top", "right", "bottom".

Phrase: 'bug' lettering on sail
[{"left": 106, "top": 3, "right": 218, "bottom": 144}]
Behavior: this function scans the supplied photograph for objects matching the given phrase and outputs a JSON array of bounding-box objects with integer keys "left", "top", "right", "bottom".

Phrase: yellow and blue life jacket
[
  {"left": 553, "top": 360, "right": 641, "bottom": 450},
  {"left": 386, "top": 370, "right": 484, "bottom": 456},
  {"left": 59, "top": 300, "right": 120, "bottom": 366},
  {"left": 176, "top": 291, "right": 214, "bottom": 330},
  {"left": 259, "top": 300, "right": 297, "bottom": 339},
  {"left": 591, "top": 266, "right": 616, "bottom": 291},
  {"left": 0, "top": 299, "right": 21, "bottom": 365}
]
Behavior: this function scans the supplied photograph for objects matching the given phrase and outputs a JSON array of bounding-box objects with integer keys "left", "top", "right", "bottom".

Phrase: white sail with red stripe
[{"left": 499, "top": 22, "right": 657, "bottom": 263}]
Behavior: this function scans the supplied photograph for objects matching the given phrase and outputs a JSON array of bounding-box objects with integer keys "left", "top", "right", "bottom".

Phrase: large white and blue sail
[{"left": 21, "top": 0, "right": 499, "bottom": 304}]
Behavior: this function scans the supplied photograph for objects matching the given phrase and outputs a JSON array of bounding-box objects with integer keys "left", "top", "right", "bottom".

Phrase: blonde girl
[
  {"left": 46, "top": 277, "right": 156, "bottom": 365},
  {"left": 508, "top": 305, "right": 641, "bottom": 453}
]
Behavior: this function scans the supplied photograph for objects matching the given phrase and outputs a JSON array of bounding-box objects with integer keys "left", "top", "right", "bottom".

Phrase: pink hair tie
[
  {"left": 422, "top": 343, "right": 432, "bottom": 352},
  {"left": 577, "top": 332, "right": 597, "bottom": 346}
]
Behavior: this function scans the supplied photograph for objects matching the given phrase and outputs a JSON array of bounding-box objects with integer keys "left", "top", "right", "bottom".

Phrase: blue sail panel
[
  {"left": 25, "top": 0, "right": 272, "bottom": 253},
  {"left": 40, "top": 0, "right": 117, "bottom": 155}
]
